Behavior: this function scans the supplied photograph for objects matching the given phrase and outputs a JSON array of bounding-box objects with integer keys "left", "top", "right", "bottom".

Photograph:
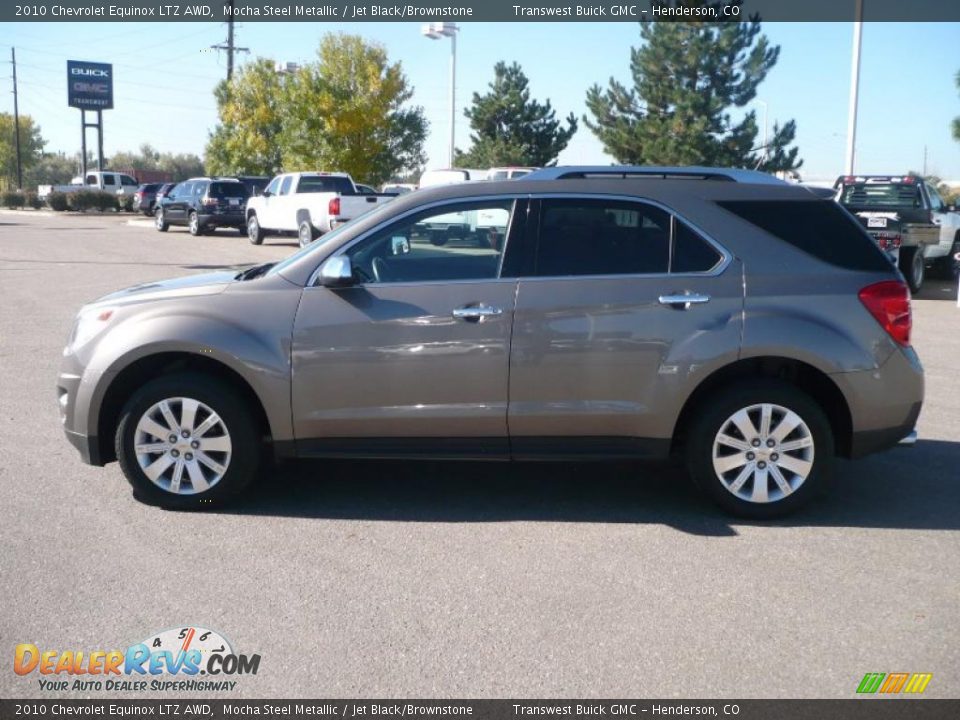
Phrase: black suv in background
[{"left": 155, "top": 178, "right": 249, "bottom": 236}]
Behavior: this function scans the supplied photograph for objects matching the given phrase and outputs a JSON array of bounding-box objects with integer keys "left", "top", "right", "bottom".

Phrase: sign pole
[
  {"left": 80, "top": 110, "right": 87, "bottom": 179},
  {"left": 97, "top": 110, "right": 104, "bottom": 171}
]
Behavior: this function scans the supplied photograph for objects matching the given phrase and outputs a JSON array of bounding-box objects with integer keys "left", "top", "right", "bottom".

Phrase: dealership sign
[{"left": 67, "top": 60, "right": 113, "bottom": 110}]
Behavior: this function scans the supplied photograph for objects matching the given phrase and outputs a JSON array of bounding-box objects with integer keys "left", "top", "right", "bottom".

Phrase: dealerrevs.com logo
[{"left": 13, "top": 626, "right": 260, "bottom": 693}]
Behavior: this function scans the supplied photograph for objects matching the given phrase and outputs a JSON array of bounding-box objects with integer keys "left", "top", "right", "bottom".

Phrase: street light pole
[
  {"left": 422, "top": 22, "right": 459, "bottom": 167},
  {"left": 844, "top": 0, "right": 864, "bottom": 175}
]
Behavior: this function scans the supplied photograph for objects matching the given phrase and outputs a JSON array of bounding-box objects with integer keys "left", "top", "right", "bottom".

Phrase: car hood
[{"left": 91, "top": 270, "right": 236, "bottom": 308}]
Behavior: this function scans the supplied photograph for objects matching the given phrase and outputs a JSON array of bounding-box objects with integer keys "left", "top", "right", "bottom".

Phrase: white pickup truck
[
  {"left": 245, "top": 172, "right": 394, "bottom": 247},
  {"left": 38, "top": 171, "right": 139, "bottom": 200}
]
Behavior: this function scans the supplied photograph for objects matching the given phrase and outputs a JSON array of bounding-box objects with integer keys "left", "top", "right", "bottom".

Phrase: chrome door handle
[
  {"left": 658, "top": 293, "right": 711, "bottom": 309},
  {"left": 452, "top": 304, "right": 504, "bottom": 322}
]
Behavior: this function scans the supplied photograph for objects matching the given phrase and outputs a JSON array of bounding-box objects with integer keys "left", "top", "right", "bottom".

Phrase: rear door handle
[
  {"left": 658, "top": 293, "right": 711, "bottom": 309},
  {"left": 452, "top": 304, "right": 504, "bottom": 322}
]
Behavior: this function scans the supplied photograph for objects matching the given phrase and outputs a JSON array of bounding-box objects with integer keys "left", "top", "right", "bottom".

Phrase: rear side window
[
  {"left": 717, "top": 200, "right": 891, "bottom": 272},
  {"left": 279, "top": 176, "right": 293, "bottom": 196},
  {"left": 296, "top": 176, "right": 354, "bottom": 194},
  {"left": 536, "top": 199, "right": 670, "bottom": 276},
  {"left": 673, "top": 220, "right": 722, "bottom": 273},
  {"left": 208, "top": 182, "right": 248, "bottom": 198}
]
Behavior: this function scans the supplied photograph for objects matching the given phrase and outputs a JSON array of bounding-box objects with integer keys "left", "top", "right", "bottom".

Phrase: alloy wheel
[
  {"left": 712, "top": 403, "right": 815, "bottom": 504},
  {"left": 134, "top": 397, "right": 232, "bottom": 495}
]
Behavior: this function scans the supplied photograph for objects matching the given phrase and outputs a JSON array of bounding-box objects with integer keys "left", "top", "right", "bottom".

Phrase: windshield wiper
[{"left": 235, "top": 262, "right": 276, "bottom": 281}]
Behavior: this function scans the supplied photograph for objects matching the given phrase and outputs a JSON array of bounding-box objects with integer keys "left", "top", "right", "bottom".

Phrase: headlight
[{"left": 68, "top": 306, "right": 116, "bottom": 351}]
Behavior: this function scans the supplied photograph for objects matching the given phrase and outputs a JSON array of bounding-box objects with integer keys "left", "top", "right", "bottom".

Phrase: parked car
[
  {"left": 131, "top": 183, "right": 164, "bottom": 216},
  {"left": 245, "top": 171, "right": 394, "bottom": 248},
  {"left": 382, "top": 183, "right": 416, "bottom": 196},
  {"left": 418, "top": 168, "right": 486, "bottom": 188},
  {"left": 154, "top": 183, "right": 177, "bottom": 206},
  {"left": 487, "top": 166, "right": 538, "bottom": 180},
  {"left": 59, "top": 170, "right": 922, "bottom": 517},
  {"left": 154, "top": 177, "right": 249, "bottom": 236},
  {"left": 38, "top": 171, "right": 139, "bottom": 200},
  {"left": 836, "top": 175, "right": 960, "bottom": 291},
  {"left": 236, "top": 175, "right": 270, "bottom": 197}
]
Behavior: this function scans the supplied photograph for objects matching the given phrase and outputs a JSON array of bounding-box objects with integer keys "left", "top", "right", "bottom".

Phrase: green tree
[
  {"left": 0, "top": 113, "right": 45, "bottom": 190},
  {"left": 109, "top": 143, "right": 162, "bottom": 171},
  {"left": 23, "top": 152, "right": 77, "bottom": 189},
  {"left": 206, "top": 58, "right": 286, "bottom": 176},
  {"left": 455, "top": 62, "right": 577, "bottom": 168},
  {"left": 584, "top": 1, "right": 801, "bottom": 172},
  {"left": 280, "top": 34, "right": 427, "bottom": 185}
]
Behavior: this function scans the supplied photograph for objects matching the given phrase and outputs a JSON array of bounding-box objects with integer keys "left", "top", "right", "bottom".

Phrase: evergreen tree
[
  {"left": 456, "top": 62, "right": 577, "bottom": 168},
  {"left": 585, "top": 1, "right": 801, "bottom": 172}
]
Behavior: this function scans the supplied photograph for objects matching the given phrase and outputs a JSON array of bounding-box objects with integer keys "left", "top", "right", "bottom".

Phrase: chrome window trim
[{"left": 306, "top": 192, "right": 732, "bottom": 286}]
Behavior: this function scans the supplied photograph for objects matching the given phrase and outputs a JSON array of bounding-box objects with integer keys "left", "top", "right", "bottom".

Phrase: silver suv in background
[{"left": 58, "top": 171, "right": 923, "bottom": 518}]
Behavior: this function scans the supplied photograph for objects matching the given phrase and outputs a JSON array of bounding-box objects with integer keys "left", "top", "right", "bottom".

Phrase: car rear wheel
[
  {"left": 298, "top": 220, "right": 318, "bottom": 248},
  {"left": 154, "top": 208, "right": 169, "bottom": 232},
  {"left": 686, "top": 380, "right": 834, "bottom": 518},
  {"left": 115, "top": 373, "right": 261, "bottom": 510},
  {"left": 188, "top": 211, "right": 201, "bottom": 236},
  {"left": 900, "top": 247, "right": 924, "bottom": 293},
  {"left": 247, "top": 214, "right": 264, "bottom": 245}
]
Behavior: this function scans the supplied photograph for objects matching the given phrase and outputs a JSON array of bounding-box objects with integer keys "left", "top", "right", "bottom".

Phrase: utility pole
[
  {"left": 922, "top": 145, "right": 928, "bottom": 176},
  {"left": 844, "top": 0, "right": 864, "bottom": 175},
  {"left": 212, "top": 0, "right": 249, "bottom": 82},
  {"left": 11, "top": 47, "right": 23, "bottom": 190}
]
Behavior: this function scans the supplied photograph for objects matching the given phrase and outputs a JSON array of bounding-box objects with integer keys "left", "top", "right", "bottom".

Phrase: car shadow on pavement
[
  {"left": 214, "top": 439, "right": 960, "bottom": 536},
  {"left": 914, "top": 278, "right": 959, "bottom": 301}
]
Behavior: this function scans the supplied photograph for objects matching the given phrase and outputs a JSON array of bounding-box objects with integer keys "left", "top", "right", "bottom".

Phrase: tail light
[
  {"left": 201, "top": 196, "right": 218, "bottom": 207},
  {"left": 859, "top": 280, "right": 911, "bottom": 346},
  {"left": 328, "top": 196, "right": 340, "bottom": 217},
  {"left": 134, "top": 191, "right": 143, "bottom": 200}
]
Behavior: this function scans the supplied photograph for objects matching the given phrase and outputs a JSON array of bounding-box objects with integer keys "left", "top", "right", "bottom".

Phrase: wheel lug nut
[
  {"left": 169, "top": 435, "right": 177, "bottom": 444},
  {"left": 757, "top": 461, "right": 767, "bottom": 469},
  {"left": 751, "top": 439, "right": 761, "bottom": 447},
  {"left": 746, "top": 452, "right": 756, "bottom": 461},
  {"left": 185, "top": 452, "right": 193, "bottom": 461},
  {"left": 771, "top": 453, "right": 779, "bottom": 461},
  {"left": 171, "top": 449, "right": 180, "bottom": 458},
  {"left": 766, "top": 439, "right": 775, "bottom": 447},
  {"left": 181, "top": 430, "right": 190, "bottom": 438},
  {"left": 191, "top": 440, "right": 199, "bottom": 449}
]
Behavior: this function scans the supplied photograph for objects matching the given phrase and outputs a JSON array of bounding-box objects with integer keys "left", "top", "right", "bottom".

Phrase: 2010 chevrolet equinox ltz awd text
[{"left": 58, "top": 169, "right": 923, "bottom": 518}]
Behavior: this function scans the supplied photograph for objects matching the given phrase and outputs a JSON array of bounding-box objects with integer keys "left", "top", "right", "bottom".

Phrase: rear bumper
[
  {"left": 849, "top": 403, "right": 921, "bottom": 458},
  {"left": 199, "top": 211, "right": 245, "bottom": 227}
]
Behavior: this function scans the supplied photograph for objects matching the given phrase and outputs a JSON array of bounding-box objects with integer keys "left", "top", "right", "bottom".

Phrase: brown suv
[{"left": 58, "top": 171, "right": 923, "bottom": 517}]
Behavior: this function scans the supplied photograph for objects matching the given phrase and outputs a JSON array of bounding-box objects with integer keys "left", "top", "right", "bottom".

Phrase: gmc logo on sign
[{"left": 71, "top": 68, "right": 110, "bottom": 78}]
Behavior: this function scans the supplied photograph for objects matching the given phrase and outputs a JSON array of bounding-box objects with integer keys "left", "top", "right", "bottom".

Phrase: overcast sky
[{"left": 1, "top": 21, "right": 958, "bottom": 182}]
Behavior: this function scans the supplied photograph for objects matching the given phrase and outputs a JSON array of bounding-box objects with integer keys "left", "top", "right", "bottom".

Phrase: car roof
[{"left": 524, "top": 165, "right": 787, "bottom": 185}]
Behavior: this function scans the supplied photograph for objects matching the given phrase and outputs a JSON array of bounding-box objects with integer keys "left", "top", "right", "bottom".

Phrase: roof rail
[{"left": 523, "top": 165, "right": 787, "bottom": 185}]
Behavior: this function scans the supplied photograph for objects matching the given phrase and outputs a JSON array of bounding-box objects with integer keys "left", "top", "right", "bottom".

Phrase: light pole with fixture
[{"left": 421, "top": 22, "right": 459, "bottom": 167}]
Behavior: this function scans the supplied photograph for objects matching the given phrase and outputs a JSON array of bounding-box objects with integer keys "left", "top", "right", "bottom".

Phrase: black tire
[
  {"left": 899, "top": 247, "right": 924, "bottom": 293},
  {"left": 115, "top": 373, "right": 262, "bottom": 510},
  {"left": 298, "top": 219, "right": 319, "bottom": 248},
  {"left": 188, "top": 211, "right": 201, "bottom": 237},
  {"left": 154, "top": 208, "right": 169, "bottom": 232},
  {"left": 429, "top": 230, "right": 448, "bottom": 247},
  {"left": 685, "top": 380, "right": 834, "bottom": 519},
  {"left": 247, "top": 213, "right": 264, "bottom": 245}
]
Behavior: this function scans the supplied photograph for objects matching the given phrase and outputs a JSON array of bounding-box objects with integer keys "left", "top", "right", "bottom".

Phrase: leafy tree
[
  {"left": 584, "top": 0, "right": 801, "bottom": 172},
  {"left": 455, "top": 62, "right": 577, "bottom": 168},
  {"left": 0, "top": 113, "right": 45, "bottom": 190},
  {"left": 158, "top": 153, "right": 205, "bottom": 180},
  {"left": 23, "top": 152, "right": 77, "bottom": 189},
  {"left": 109, "top": 143, "right": 162, "bottom": 171},
  {"left": 206, "top": 58, "right": 287, "bottom": 176},
  {"left": 207, "top": 35, "right": 427, "bottom": 185},
  {"left": 280, "top": 34, "right": 427, "bottom": 185},
  {"left": 107, "top": 144, "right": 205, "bottom": 181}
]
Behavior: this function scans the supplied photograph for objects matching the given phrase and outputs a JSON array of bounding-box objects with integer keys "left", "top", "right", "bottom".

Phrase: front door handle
[
  {"left": 452, "top": 304, "right": 504, "bottom": 322},
  {"left": 658, "top": 293, "right": 711, "bottom": 310}
]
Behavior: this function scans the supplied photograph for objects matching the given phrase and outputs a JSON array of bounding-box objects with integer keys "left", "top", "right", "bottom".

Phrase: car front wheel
[
  {"left": 115, "top": 373, "right": 261, "bottom": 509},
  {"left": 188, "top": 211, "right": 201, "bottom": 236},
  {"left": 686, "top": 380, "right": 834, "bottom": 518}
]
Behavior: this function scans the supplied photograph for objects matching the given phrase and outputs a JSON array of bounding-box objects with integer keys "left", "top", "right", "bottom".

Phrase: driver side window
[{"left": 345, "top": 200, "right": 514, "bottom": 284}]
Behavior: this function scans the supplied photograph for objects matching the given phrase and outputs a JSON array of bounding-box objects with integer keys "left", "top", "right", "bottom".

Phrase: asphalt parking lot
[{"left": 1, "top": 209, "right": 958, "bottom": 699}]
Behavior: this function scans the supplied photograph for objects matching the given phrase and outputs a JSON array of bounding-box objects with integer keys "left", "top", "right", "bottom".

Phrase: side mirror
[
  {"left": 262, "top": 190, "right": 272, "bottom": 198},
  {"left": 318, "top": 255, "right": 355, "bottom": 287}
]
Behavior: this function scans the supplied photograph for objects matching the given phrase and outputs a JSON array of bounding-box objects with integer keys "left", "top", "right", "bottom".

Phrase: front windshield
[{"left": 265, "top": 201, "right": 400, "bottom": 279}]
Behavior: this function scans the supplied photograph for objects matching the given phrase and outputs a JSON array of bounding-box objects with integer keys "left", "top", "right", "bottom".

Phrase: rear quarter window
[
  {"left": 717, "top": 199, "right": 892, "bottom": 272},
  {"left": 208, "top": 182, "right": 248, "bottom": 198}
]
